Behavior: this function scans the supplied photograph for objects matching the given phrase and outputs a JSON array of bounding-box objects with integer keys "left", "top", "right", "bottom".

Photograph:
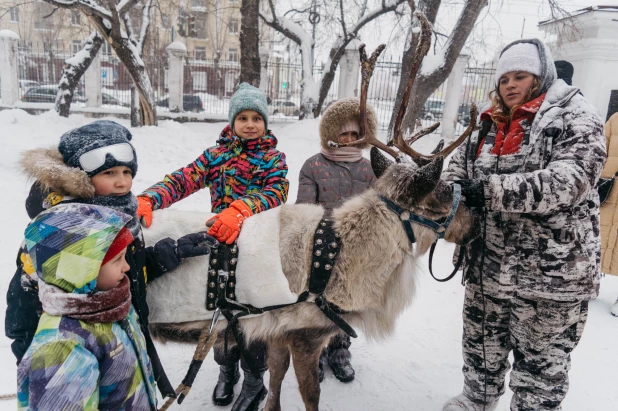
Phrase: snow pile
[{"left": 0, "top": 110, "right": 616, "bottom": 410}]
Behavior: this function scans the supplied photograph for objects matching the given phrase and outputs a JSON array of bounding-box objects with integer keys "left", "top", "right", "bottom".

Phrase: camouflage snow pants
[{"left": 461, "top": 287, "right": 588, "bottom": 411}]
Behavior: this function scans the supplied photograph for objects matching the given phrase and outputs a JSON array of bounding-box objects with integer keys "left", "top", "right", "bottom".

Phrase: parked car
[
  {"left": 457, "top": 103, "right": 471, "bottom": 125},
  {"left": 421, "top": 98, "right": 446, "bottom": 121},
  {"left": 156, "top": 95, "right": 204, "bottom": 112},
  {"left": 269, "top": 99, "right": 300, "bottom": 117},
  {"left": 102, "top": 92, "right": 129, "bottom": 107},
  {"left": 19, "top": 80, "right": 41, "bottom": 95},
  {"left": 22, "top": 85, "right": 85, "bottom": 103}
]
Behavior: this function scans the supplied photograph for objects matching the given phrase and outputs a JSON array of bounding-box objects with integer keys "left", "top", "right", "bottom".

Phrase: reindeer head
[
  {"left": 371, "top": 148, "right": 481, "bottom": 248},
  {"left": 334, "top": 11, "right": 481, "bottom": 249}
]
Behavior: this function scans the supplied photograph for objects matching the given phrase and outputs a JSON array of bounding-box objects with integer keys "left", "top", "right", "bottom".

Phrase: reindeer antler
[
  {"left": 390, "top": 11, "right": 478, "bottom": 162},
  {"left": 336, "top": 43, "right": 402, "bottom": 159}
]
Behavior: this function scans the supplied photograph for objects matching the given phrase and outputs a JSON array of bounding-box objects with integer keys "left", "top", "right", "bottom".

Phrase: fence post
[
  {"left": 85, "top": 50, "right": 102, "bottom": 107},
  {"left": 166, "top": 41, "right": 187, "bottom": 111},
  {"left": 441, "top": 54, "right": 470, "bottom": 140},
  {"left": 259, "top": 47, "right": 269, "bottom": 92},
  {"left": 337, "top": 39, "right": 362, "bottom": 99},
  {"left": 0, "top": 30, "right": 21, "bottom": 105}
]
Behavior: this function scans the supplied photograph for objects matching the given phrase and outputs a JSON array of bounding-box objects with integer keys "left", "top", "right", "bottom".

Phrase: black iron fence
[{"left": 14, "top": 42, "right": 495, "bottom": 131}]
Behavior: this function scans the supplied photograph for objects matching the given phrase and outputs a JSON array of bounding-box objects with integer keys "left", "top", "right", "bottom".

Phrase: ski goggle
[{"left": 78, "top": 143, "right": 134, "bottom": 173}]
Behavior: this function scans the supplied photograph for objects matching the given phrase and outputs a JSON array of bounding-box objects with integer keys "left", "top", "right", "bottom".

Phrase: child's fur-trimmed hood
[
  {"left": 319, "top": 98, "right": 378, "bottom": 150},
  {"left": 20, "top": 147, "right": 95, "bottom": 199}
]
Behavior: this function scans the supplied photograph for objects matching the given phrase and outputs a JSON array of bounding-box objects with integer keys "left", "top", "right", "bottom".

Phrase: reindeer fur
[{"left": 148, "top": 155, "right": 480, "bottom": 411}]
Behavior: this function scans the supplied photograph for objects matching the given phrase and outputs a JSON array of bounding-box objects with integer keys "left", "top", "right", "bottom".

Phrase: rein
[{"left": 379, "top": 183, "right": 464, "bottom": 282}]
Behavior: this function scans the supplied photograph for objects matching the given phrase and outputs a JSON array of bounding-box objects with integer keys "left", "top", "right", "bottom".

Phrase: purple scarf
[
  {"left": 320, "top": 146, "right": 363, "bottom": 162},
  {"left": 39, "top": 275, "right": 132, "bottom": 323}
]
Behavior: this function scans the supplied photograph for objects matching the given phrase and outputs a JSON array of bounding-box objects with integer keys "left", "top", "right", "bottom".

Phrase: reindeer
[{"left": 146, "top": 11, "right": 480, "bottom": 411}]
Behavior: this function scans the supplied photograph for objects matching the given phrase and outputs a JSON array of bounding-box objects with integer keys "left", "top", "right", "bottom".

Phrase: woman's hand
[
  {"left": 456, "top": 179, "right": 485, "bottom": 208},
  {"left": 206, "top": 200, "right": 253, "bottom": 244}
]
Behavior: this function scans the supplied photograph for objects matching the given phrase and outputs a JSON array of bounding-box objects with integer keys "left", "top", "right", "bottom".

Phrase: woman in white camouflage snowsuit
[{"left": 442, "top": 39, "right": 606, "bottom": 411}]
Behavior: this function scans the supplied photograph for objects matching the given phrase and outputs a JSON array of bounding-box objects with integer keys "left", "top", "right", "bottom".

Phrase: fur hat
[
  {"left": 495, "top": 39, "right": 557, "bottom": 95},
  {"left": 228, "top": 83, "right": 269, "bottom": 130},
  {"left": 554, "top": 60, "right": 574, "bottom": 86},
  {"left": 58, "top": 120, "right": 137, "bottom": 177},
  {"left": 320, "top": 98, "right": 377, "bottom": 150}
]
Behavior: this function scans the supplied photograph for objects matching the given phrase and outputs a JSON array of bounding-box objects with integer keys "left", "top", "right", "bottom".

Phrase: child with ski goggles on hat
[
  {"left": 137, "top": 83, "right": 289, "bottom": 411},
  {"left": 6, "top": 120, "right": 218, "bottom": 399}
]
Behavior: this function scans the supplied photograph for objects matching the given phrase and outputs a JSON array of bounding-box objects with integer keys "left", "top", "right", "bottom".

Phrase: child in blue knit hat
[
  {"left": 137, "top": 83, "right": 289, "bottom": 411},
  {"left": 6, "top": 120, "right": 217, "bottom": 400}
]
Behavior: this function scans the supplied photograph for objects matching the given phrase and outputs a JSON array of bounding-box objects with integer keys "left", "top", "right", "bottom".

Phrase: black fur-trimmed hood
[{"left": 20, "top": 147, "right": 95, "bottom": 199}]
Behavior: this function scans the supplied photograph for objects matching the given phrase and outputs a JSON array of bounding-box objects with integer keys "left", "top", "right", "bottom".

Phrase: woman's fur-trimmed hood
[
  {"left": 320, "top": 98, "right": 377, "bottom": 150},
  {"left": 20, "top": 147, "right": 95, "bottom": 199}
]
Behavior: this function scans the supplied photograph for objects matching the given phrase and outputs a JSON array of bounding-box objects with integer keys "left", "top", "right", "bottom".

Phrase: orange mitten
[
  {"left": 137, "top": 196, "right": 154, "bottom": 228},
  {"left": 207, "top": 200, "right": 253, "bottom": 244}
]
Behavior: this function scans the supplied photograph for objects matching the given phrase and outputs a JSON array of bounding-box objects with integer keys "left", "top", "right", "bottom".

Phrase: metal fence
[
  {"left": 14, "top": 42, "right": 495, "bottom": 131},
  {"left": 16, "top": 42, "right": 85, "bottom": 105}
]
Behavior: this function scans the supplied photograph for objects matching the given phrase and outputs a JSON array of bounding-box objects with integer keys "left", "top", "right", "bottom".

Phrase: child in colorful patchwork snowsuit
[
  {"left": 137, "top": 83, "right": 289, "bottom": 411},
  {"left": 18, "top": 203, "right": 158, "bottom": 410},
  {"left": 442, "top": 39, "right": 605, "bottom": 411},
  {"left": 5, "top": 120, "right": 216, "bottom": 400},
  {"left": 296, "top": 97, "right": 377, "bottom": 383}
]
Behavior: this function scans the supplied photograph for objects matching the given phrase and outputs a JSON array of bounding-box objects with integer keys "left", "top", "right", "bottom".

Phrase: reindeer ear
[
  {"left": 370, "top": 147, "right": 394, "bottom": 179},
  {"left": 408, "top": 156, "right": 444, "bottom": 201},
  {"left": 431, "top": 139, "right": 445, "bottom": 154}
]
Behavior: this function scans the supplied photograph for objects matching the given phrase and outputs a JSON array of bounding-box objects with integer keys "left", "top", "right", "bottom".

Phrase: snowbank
[{"left": 0, "top": 110, "right": 616, "bottom": 410}]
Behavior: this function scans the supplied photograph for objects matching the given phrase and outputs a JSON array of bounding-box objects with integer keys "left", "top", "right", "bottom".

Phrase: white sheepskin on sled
[{"left": 143, "top": 208, "right": 298, "bottom": 324}]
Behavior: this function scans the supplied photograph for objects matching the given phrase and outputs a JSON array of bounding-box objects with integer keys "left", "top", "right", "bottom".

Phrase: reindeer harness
[{"left": 380, "top": 183, "right": 464, "bottom": 282}]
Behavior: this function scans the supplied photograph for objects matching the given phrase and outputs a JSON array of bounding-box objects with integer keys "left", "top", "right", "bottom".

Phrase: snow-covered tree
[
  {"left": 260, "top": 0, "right": 408, "bottom": 119},
  {"left": 41, "top": 0, "right": 157, "bottom": 126},
  {"left": 55, "top": 31, "right": 103, "bottom": 117},
  {"left": 388, "top": 0, "right": 488, "bottom": 138}
]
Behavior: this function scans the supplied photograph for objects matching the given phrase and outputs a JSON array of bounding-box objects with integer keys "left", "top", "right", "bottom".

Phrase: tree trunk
[
  {"left": 113, "top": 38, "right": 157, "bottom": 126},
  {"left": 55, "top": 32, "right": 104, "bottom": 117},
  {"left": 312, "top": 42, "right": 346, "bottom": 117},
  {"left": 389, "top": 0, "right": 486, "bottom": 139},
  {"left": 239, "top": 0, "right": 260, "bottom": 87}
]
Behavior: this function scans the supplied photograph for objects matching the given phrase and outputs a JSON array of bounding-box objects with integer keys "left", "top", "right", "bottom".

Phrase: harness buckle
[{"left": 400, "top": 211, "right": 410, "bottom": 220}]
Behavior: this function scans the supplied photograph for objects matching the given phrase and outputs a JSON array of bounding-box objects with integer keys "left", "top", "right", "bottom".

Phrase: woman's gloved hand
[
  {"left": 455, "top": 179, "right": 485, "bottom": 208},
  {"left": 137, "top": 196, "right": 154, "bottom": 228},
  {"left": 206, "top": 200, "right": 253, "bottom": 244}
]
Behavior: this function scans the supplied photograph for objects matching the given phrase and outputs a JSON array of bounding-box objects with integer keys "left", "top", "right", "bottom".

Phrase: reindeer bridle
[{"left": 379, "top": 183, "right": 462, "bottom": 244}]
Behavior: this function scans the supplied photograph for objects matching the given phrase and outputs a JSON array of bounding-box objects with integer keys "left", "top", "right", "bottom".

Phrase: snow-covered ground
[{"left": 0, "top": 109, "right": 616, "bottom": 410}]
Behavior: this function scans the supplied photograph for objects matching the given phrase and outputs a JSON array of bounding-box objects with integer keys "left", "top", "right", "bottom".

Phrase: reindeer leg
[
  {"left": 289, "top": 331, "right": 331, "bottom": 411},
  {"left": 263, "top": 339, "right": 291, "bottom": 411}
]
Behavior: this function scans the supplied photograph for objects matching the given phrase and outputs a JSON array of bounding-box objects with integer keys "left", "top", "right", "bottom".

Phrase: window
[
  {"left": 191, "top": 0, "right": 206, "bottom": 10},
  {"left": 101, "top": 41, "right": 112, "bottom": 56},
  {"left": 35, "top": 6, "right": 54, "bottom": 31},
  {"left": 228, "top": 18, "right": 239, "bottom": 34},
  {"left": 9, "top": 7, "right": 19, "bottom": 22},
  {"left": 72, "top": 40, "right": 82, "bottom": 55},
  {"left": 161, "top": 13, "right": 170, "bottom": 29},
  {"left": 195, "top": 16, "right": 207, "bottom": 39},
  {"left": 71, "top": 11, "right": 80, "bottom": 26},
  {"left": 228, "top": 48, "right": 238, "bottom": 62},
  {"left": 193, "top": 71, "right": 207, "bottom": 91},
  {"left": 195, "top": 47, "right": 207, "bottom": 60}
]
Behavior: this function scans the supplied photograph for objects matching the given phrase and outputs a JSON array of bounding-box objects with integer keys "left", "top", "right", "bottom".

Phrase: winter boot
[
  {"left": 612, "top": 297, "right": 618, "bottom": 317},
  {"left": 230, "top": 369, "right": 268, "bottom": 411},
  {"left": 328, "top": 346, "right": 355, "bottom": 383},
  {"left": 442, "top": 393, "right": 499, "bottom": 411},
  {"left": 212, "top": 362, "right": 241, "bottom": 406},
  {"left": 318, "top": 349, "right": 328, "bottom": 383}
]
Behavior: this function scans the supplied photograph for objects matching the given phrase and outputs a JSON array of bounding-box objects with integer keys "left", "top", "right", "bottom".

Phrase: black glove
[
  {"left": 176, "top": 232, "right": 219, "bottom": 259},
  {"left": 455, "top": 179, "right": 485, "bottom": 208}
]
